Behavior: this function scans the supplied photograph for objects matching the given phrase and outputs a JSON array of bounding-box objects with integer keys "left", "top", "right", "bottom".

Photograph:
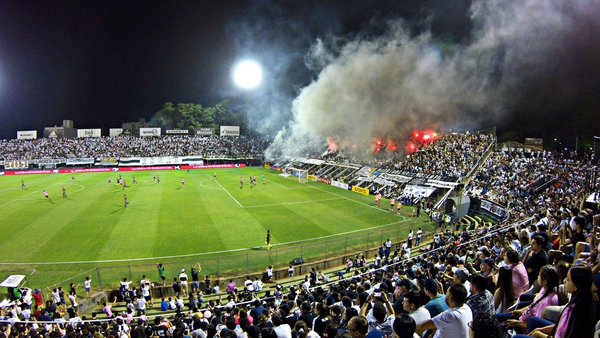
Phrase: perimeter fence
[{"left": 0, "top": 219, "right": 438, "bottom": 295}]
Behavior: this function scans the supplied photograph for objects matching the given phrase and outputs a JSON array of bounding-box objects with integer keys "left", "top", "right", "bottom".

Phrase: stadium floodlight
[{"left": 232, "top": 60, "right": 263, "bottom": 90}]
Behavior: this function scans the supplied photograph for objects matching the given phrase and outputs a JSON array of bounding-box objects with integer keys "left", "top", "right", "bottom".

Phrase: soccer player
[
  {"left": 132, "top": 176, "right": 137, "bottom": 184},
  {"left": 21, "top": 180, "right": 26, "bottom": 189},
  {"left": 396, "top": 201, "right": 402, "bottom": 214},
  {"left": 62, "top": 186, "right": 67, "bottom": 198},
  {"left": 266, "top": 230, "right": 271, "bottom": 250},
  {"left": 240, "top": 177, "right": 244, "bottom": 189},
  {"left": 43, "top": 190, "right": 49, "bottom": 200},
  {"left": 157, "top": 175, "right": 160, "bottom": 183},
  {"left": 389, "top": 197, "right": 395, "bottom": 211},
  {"left": 124, "top": 194, "right": 129, "bottom": 208},
  {"left": 213, "top": 172, "right": 217, "bottom": 179},
  {"left": 181, "top": 178, "right": 185, "bottom": 187},
  {"left": 71, "top": 175, "right": 75, "bottom": 181},
  {"left": 153, "top": 174, "right": 156, "bottom": 182}
]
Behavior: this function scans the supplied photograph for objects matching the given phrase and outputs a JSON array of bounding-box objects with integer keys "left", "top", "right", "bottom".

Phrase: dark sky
[{"left": 0, "top": 0, "right": 598, "bottom": 142}]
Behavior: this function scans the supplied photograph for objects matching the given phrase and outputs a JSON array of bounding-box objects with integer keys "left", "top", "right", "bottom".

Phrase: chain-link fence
[{"left": 0, "top": 220, "right": 438, "bottom": 296}]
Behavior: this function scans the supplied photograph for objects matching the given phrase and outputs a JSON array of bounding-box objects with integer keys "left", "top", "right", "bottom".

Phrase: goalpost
[{"left": 290, "top": 168, "right": 309, "bottom": 184}]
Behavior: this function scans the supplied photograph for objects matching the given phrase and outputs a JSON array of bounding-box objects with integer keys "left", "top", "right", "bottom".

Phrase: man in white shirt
[
  {"left": 244, "top": 277, "right": 255, "bottom": 292},
  {"left": 135, "top": 294, "right": 147, "bottom": 315},
  {"left": 179, "top": 269, "right": 189, "bottom": 295},
  {"left": 253, "top": 277, "right": 263, "bottom": 292},
  {"left": 402, "top": 291, "right": 431, "bottom": 326},
  {"left": 416, "top": 284, "right": 472, "bottom": 338},
  {"left": 416, "top": 228, "right": 423, "bottom": 246},
  {"left": 271, "top": 314, "right": 292, "bottom": 338}
]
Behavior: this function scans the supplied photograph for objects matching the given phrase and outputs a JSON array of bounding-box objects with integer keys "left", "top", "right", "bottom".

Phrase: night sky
[{"left": 0, "top": 0, "right": 598, "bottom": 143}]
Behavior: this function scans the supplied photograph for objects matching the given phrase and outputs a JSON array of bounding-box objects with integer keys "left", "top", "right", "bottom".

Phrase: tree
[
  {"left": 150, "top": 102, "right": 231, "bottom": 132},
  {"left": 152, "top": 102, "right": 177, "bottom": 130}
]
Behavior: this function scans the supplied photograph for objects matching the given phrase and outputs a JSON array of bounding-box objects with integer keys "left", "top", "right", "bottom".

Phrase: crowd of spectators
[
  {"left": 0, "top": 136, "right": 269, "bottom": 161},
  {"left": 2, "top": 188, "right": 599, "bottom": 338},
  {"left": 378, "top": 133, "right": 494, "bottom": 181},
  {"left": 466, "top": 148, "right": 598, "bottom": 219},
  {"left": 2, "top": 133, "right": 600, "bottom": 338}
]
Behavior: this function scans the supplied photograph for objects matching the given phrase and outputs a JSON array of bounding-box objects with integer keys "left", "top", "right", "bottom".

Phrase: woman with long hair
[
  {"left": 513, "top": 265, "right": 595, "bottom": 338},
  {"left": 494, "top": 266, "right": 515, "bottom": 313},
  {"left": 503, "top": 265, "right": 560, "bottom": 332}
]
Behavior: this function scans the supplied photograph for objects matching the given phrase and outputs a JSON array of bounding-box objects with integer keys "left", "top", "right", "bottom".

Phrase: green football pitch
[{"left": 0, "top": 168, "right": 435, "bottom": 291}]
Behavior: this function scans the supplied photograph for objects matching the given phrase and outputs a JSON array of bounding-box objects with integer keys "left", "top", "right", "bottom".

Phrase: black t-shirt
[
  {"left": 524, "top": 249, "right": 548, "bottom": 284},
  {"left": 571, "top": 231, "right": 586, "bottom": 245},
  {"left": 298, "top": 313, "right": 315, "bottom": 327}
]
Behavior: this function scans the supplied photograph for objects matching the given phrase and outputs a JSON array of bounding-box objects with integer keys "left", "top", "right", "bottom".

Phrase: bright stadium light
[{"left": 232, "top": 60, "right": 263, "bottom": 90}]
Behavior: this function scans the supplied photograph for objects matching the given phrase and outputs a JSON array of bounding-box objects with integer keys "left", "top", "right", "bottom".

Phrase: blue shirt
[{"left": 425, "top": 295, "right": 449, "bottom": 318}]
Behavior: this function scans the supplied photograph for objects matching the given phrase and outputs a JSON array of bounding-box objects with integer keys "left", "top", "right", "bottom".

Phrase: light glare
[{"left": 232, "top": 60, "right": 263, "bottom": 90}]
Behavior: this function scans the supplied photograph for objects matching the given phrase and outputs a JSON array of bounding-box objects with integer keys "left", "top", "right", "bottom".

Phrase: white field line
[
  {"left": 308, "top": 184, "right": 409, "bottom": 220},
  {"left": 196, "top": 179, "right": 221, "bottom": 191},
  {"left": 207, "top": 174, "right": 244, "bottom": 208},
  {"left": 0, "top": 189, "right": 44, "bottom": 208},
  {"left": 0, "top": 219, "right": 411, "bottom": 265},
  {"left": 244, "top": 197, "right": 343, "bottom": 208},
  {"left": 0, "top": 183, "right": 86, "bottom": 202}
]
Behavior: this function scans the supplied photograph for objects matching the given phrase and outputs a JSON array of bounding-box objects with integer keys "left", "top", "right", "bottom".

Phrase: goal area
[{"left": 290, "top": 168, "right": 309, "bottom": 183}]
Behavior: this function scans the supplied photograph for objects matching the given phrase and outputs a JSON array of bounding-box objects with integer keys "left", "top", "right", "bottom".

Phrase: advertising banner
[
  {"left": 196, "top": 128, "right": 214, "bottom": 136},
  {"left": 139, "top": 128, "right": 161, "bottom": 137},
  {"left": 219, "top": 125, "right": 240, "bottom": 137},
  {"left": 66, "top": 158, "right": 95, "bottom": 165},
  {"left": 77, "top": 129, "right": 102, "bottom": 138},
  {"left": 4, "top": 161, "right": 29, "bottom": 170},
  {"left": 109, "top": 128, "right": 124, "bottom": 137},
  {"left": 0, "top": 164, "right": 247, "bottom": 176},
  {"left": 351, "top": 185, "right": 370, "bottom": 196},
  {"left": 331, "top": 180, "right": 349, "bottom": 190},
  {"left": 318, "top": 177, "right": 331, "bottom": 185},
  {"left": 17, "top": 130, "right": 37, "bottom": 140},
  {"left": 264, "top": 163, "right": 271, "bottom": 170},
  {"left": 308, "top": 175, "right": 317, "bottom": 181},
  {"left": 480, "top": 199, "right": 507, "bottom": 219},
  {"left": 166, "top": 129, "right": 189, "bottom": 135},
  {"left": 139, "top": 157, "right": 181, "bottom": 166},
  {"left": 96, "top": 158, "right": 118, "bottom": 166}
]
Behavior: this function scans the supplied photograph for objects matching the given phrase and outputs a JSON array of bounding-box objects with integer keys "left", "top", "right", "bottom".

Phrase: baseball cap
[{"left": 454, "top": 269, "right": 470, "bottom": 283}]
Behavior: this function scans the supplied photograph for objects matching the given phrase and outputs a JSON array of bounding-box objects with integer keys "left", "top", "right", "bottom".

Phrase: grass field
[{"left": 0, "top": 167, "right": 435, "bottom": 292}]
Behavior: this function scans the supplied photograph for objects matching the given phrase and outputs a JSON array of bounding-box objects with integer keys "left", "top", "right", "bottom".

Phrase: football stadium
[{"left": 1, "top": 1, "right": 599, "bottom": 338}]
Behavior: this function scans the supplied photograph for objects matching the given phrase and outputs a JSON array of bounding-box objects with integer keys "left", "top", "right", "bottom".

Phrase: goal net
[{"left": 290, "top": 168, "right": 309, "bottom": 183}]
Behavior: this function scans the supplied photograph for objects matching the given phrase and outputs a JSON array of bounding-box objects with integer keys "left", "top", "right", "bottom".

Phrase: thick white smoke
[{"left": 265, "top": 0, "right": 600, "bottom": 158}]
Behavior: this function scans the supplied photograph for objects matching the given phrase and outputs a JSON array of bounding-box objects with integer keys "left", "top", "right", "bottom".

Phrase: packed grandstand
[{"left": 1, "top": 130, "right": 599, "bottom": 338}]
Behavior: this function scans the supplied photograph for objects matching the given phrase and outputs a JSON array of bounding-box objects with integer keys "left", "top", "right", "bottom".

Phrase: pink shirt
[
  {"left": 555, "top": 305, "right": 573, "bottom": 338},
  {"left": 510, "top": 263, "right": 529, "bottom": 298},
  {"left": 519, "top": 288, "right": 559, "bottom": 322},
  {"left": 227, "top": 282, "right": 236, "bottom": 293}
]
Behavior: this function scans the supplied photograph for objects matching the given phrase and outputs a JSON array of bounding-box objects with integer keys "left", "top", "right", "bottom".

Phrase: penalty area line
[
  {"left": 206, "top": 174, "right": 244, "bottom": 208},
  {"left": 308, "top": 184, "right": 410, "bottom": 220}
]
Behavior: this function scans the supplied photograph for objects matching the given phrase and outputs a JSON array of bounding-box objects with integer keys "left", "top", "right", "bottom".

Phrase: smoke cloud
[{"left": 264, "top": 0, "right": 600, "bottom": 158}]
